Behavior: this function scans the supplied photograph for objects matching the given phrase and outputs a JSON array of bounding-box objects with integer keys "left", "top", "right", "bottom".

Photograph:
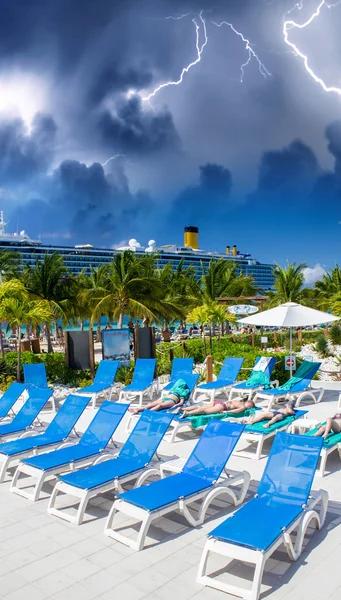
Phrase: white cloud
[{"left": 302, "top": 263, "right": 326, "bottom": 285}]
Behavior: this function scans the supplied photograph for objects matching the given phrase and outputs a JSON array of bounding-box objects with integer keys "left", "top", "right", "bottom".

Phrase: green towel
[
  {"left": 279, "top": 360, "right": 316, "bottom": 392},
  {"left": 305, "top": 423, "right": 341, "bottom": 447},
  {"left": 245, "top": 414, "right": 295, "bottom": 434},
  {"left": 188, "top": 408, "right": 255, "bottom": 430},
  {"left": 244, "top": 370, "right": 271, "bottom": 390},
  {"left": 169, "top": 378, "right": 190, "bottom": 401}
]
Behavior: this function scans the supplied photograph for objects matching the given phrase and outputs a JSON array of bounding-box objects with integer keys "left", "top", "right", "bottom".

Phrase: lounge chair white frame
[
  {"left": 77, "top": 382, "right": 123, "bottom": 409},
  {"left": 255, "top": 386, "right": 324, "bottom": 411},
  {"left": 228, "top": 379, "right": 279, "bottom": 402},
  {"left": 10, "top": 438, "right": 119, "bottom": 502},
  {"left": 0, "top": 427, "right": 80, "bottom": 483},
  {"left": 104, "top": 459, "right": 250, "bottom": 551},
  {"left": 288, "top": 418, "right": 341, "bottom": 477},
  {"left": 234, "top": 415, "right": 307, "bottom": 460},
  {"left": 47, "top": 453, "right": 161, "bottom": 525},
  {"left": 337, "top": 391, "right": 341, "bottom": 409},
  {"left": 197, "top": 490, "right": 328, "bottom": 600},
  {"left": 118, "top": 380, "right": 156, "bottom": 407}
]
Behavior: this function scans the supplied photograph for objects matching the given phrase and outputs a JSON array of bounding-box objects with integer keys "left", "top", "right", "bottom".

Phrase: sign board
[
  {"left": 261, "top": 336, "right": 268, "bottom": 344},
  {"left": 228, "top": 304, "right": 259, "bottom": 315},
  {"left": 135, "top": 327, "right": 156, "bottom": 360},
  {"left": 304, "top": 355, "right": 314, "bottom": 363},
  {"left": 285, "top": 356, "right": 296, "bottom": 371},
  {"left": 64, "top": 331, "right": 94, "bottom": 374},
  {"left": 102, "top": 329, "right": 130, "bottom": 367}
]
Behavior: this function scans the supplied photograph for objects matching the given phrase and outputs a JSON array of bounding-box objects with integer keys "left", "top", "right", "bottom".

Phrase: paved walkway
[{"left": 0, "top": 387, "right": 340, "bottom": 600}]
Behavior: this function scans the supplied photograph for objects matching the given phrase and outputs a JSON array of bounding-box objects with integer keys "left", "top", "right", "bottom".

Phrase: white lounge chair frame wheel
[
  {"left": 104, "top": 469, "right": 250, "bottom": 551},
  {"left": 196, "top": 490, "right": 328, "bottom": 600}
]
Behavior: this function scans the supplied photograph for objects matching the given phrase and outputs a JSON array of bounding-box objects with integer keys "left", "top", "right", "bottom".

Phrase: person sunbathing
[
  {"left": 242, "top": 400, "right": 296, "bottom": 429},
  {"left": 177, "top": 396, "right": 255, "bottom": 419},
  {"left": 313, "top": 413, "right": 341, "bottom": 439},
  {"left": 128, "top": 378, "right": 190, "bottom": 414}
]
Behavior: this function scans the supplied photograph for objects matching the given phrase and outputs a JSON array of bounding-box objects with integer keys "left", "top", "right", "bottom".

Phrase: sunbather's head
[{"left": 244, "top": 399, "right": 255, "bottom": 409}]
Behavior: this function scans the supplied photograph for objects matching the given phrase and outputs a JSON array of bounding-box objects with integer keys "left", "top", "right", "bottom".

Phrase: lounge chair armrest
[
  {"left": 93, "top": 452, "right": 118, "bottom": 465},
  {"left": 57, "top": 441, "right": 76, "bottom": 450},
  {"left": 270, "top": 379, "right": 279, "bottom": 388},
  {"left": 19, "top": 430, "right": 39, "bottom": 439}
]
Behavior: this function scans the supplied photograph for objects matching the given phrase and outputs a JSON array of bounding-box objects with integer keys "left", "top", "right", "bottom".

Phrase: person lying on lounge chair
[
  {"left": 241, "top": 400, "right": 295, "bottom": 429},
  {"left": 128, "top": 378, "right": 190, "bottom": 414},
  {"left": 313, "top": 413, "right": 341, "bottom": 439},
  {"left": 177, "top": 396, "right": 255, "bottom": 419}
]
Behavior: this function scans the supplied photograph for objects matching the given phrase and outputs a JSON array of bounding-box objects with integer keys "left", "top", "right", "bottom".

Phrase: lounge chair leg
[
  {"left": 316, "top": 449, "right": 328, "bottom": 478},
  {"left": 91, "top": 393, "right": 97, "bottom": 409},
  {"left": 105, "top": 500, "right": 153, "bottom": 551},
  {"left": 167, "top": 422, "right": 181, "bottom": 444},
  {"left": 0, "top": 457, "right": 10, "bottom": 483}
]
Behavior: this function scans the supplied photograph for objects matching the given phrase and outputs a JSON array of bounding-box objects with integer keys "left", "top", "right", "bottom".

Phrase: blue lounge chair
[
  {"left": 104, "top": 420, "right": 249, "bottom": 550},
  {"left": 24, "top": 363, "right": 48, "bottom": 388},
  {"left": 125, "top": 373, "right": 200, "bottom": 438},
  {"left": 0, "top": 382, "right": 26, "bottom": 420},
  {"left": 23, "top": 364, "right": 56, "bottom": 411},
  {"left": 0, "top": 394, "right": 89, "bottom": 482},
  {"left": 77, "top": 360, "right": 120, "bottom": 408},
  {"left": 197, "top": 432, "right": 328, "bottom": 600},
  {"left": 11, "top": 401, "right": 128, "bottom": 502},
  {"left": 47, "top": 410, "right": 174, "bottom": 524},
  {"left": 254, "top": 361, "right": 323, "bottom": 410},
  {"left": 228, "top": 356, "right": 277, "bottom": 401},
  {"left": 118, "top": 358, "right": 156, "bottom": 406},
  {"left": 160, "top": 358, "right": 194, "bottom": 395},
  {"left": 0, "top": 388, "right": 53, "bottom": 442},
  {"left": 192, "top": 357, "right": 244, "bottom": 403}
]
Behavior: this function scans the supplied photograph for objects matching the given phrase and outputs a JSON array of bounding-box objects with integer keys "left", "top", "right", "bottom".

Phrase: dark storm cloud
[
  {"left": 15, "top": 159, "right": 154, "bottom": 244},
  {"left": 251, "top": 139, "right": 320, "bottom": 201},
  {"left": 0, "top": 113, "right": 57, "bottom": 186},
  {"left": 97, "top": 96, "right": 180, "bottom": 153},
  {"left": 169, "top": 163, "right": 232, "bottom": 226},
  {"left": 88, "top": 65, "right": 153, "bottom": 108}
]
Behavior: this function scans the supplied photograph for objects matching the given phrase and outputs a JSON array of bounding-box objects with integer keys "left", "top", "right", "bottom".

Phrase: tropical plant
[
  {"left": 314, "top": 333, "right": 331, "bottom": 358},
  {"left": 0, "top": 281, "right": 52, "bottom": 380},
  {"left": 266, "top": 262, "right": 307, "bottom": 306},
  {"left": 314, "top": 265, "right": 341, "bottom": 310},
  {"left": 87, "top": 251, "right": 163, "bottom": 329},
  {"left": 187, "top": 305, "right": 210, "bottom": 355},
  {"left": 200, "top": 258, "right": 257, "bottom": 302},
  {"left": 0, "top": 249, "right": 21, "bottom": 357},
  {"left": 22, "top": 253, "right": 74, "bottom": 352},
  {"left": 329, "top": 323, "right": 341, "bottom": 347}
]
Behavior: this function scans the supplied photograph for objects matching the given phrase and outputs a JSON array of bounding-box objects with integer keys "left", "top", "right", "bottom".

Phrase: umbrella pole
[{"left": 290, "top": 327, "right": 293, "bottom": 378}]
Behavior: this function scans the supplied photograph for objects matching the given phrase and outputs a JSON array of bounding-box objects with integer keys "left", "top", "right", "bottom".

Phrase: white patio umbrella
[{"left": 238, "top": 302, "right": 340, "bottom": 377}]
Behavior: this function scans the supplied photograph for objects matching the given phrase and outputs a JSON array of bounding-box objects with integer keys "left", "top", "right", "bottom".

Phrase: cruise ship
[{"left": 0, "top": 215, "right": 275, "bottom": 291}]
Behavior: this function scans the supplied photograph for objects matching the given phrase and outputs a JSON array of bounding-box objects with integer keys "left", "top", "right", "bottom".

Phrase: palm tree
[
  {"left": 88, "top": 251, "right": 163, "bottom": 328},
  {"left": 23, "top": 253, "right": 73, "bottom": 353},
  {"left": 267, "top": 262, "right": 307, "bottom": 306},
  {"left": 156, "top": 261, "right": 199, "bottom": 336},
  {"left": 187, "top": 305, "right": 210, "bottom": 355},
  {"left": 314, "top": 265, "right": 341, "bottom": 311},
  {"left": 0, "top": 250, "right": 20, "bottom": 357},
  {"left": 200, "top": 259, "right": 257, "bottom": 302},
  {"left": 0, "top": 281, "right": 52, "bottom": 380},
  {"left": 77, "top": 265, "right": 110, "bottom": 338}
]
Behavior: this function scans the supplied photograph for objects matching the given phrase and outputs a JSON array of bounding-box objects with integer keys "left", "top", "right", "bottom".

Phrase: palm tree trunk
[
  {"left": 203, "top": 334, "right": 207, "bottom": 356},
  {"left": 80, "top": 320, "right": 84, "bottom": 331},
  {"left": 46, "top": 324, "right": 53, "bottom": 354},
  {"left": 96, "top": 319, "right": 102, "bottom": 342},
  {"left": 0, "top": 324, "right": 4, "bottom": 358},
  {"left": 17, "top": 326, "right": 22, "bottom": 381},
  {"left": 118, "top": 311, "right": 124, "bottom": 329}
]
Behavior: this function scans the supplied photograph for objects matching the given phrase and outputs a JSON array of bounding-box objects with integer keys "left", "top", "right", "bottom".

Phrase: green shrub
[
  {"left": 314, "top": 334, "right": 331, "bottom": 358},
  {"left": 329, "top": 324, "right": 341, "bottom": 347}
]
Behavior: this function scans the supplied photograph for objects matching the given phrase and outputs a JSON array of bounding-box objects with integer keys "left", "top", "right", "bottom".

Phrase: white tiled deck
[{"left": 0, "top": 386, "right": 341, "bottom": 600}]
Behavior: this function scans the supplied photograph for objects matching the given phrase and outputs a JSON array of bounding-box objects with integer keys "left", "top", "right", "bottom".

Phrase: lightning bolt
[
  {"left": 212, "top": 21, "right": 271, "bottom": 82},
  {"left": 142, "top": 11, "right": 208, "bottom": 103},
  {"left": 102, "top": 154, "right": 126, "bottom": 167},
  {"left": 283, "top": 0, "right": 341, "bottom": 96}
]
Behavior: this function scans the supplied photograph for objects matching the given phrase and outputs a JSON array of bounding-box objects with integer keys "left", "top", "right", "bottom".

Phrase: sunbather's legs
[
  {"left": 180, "top": 404, "right": 225, "bottom": 418},
  {"left": 263, "top": 414, "right": 286, "bottom": 429},
  {"left": 244, "top": 411, "right": 273, "bottom": 425},
  {"left": 129, "top": 399, "right": 162, "bottom": 414},
  {"left": 313, "top": 418, "right": 341, "bottom": 439}
]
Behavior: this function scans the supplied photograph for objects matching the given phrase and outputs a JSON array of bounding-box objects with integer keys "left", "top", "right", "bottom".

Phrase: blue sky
[{"left": 0, "top": 0, "right": 340, "bottom": 281}]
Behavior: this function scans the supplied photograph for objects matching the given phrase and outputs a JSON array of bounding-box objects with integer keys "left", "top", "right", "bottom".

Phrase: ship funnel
[
  {"left": 232, "top": 245, "right": 237, "bottom": 256},
  {"left": 184, "top": 226, "right": 199, "bottom": 249}
]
